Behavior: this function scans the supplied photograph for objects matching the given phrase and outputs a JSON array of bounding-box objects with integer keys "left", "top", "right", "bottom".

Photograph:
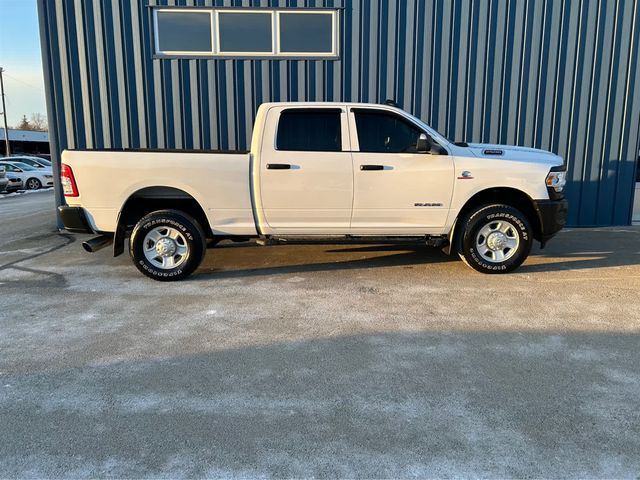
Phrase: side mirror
[{"left": 416, "top": 133, "right": 430, "bottom": 153}]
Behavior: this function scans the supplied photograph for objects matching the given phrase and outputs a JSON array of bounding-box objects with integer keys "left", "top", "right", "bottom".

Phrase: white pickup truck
[{"left": 59, "top": 102, "right": 568, "bottom": 280}]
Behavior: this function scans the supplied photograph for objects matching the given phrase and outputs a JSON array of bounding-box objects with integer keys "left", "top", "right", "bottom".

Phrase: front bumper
[
  {"left": 533, "top": 198, "right": 569, "bottom": 246},
  {"left": 58, "top": 206, "right": 94, "bottom": 234}
]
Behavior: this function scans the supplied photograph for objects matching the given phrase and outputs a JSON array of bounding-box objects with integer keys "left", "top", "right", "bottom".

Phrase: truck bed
[{"left": 61, "top": 149, "right": 256, "bottom": 236}]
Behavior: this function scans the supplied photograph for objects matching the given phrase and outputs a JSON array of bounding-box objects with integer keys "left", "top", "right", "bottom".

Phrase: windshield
[
  {"left": 14, "top": 157, "right": 46, "bottom": 167},
  {"left": 11, "top": 162, "right": 36, "bottom": 171},
  {"left": 20, "top": 157, "right": 50, "bottom": 167}
]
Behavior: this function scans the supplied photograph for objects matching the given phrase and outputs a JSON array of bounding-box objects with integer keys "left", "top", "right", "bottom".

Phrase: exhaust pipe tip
[{"left": 82, "top": 235, "right": 113, "bottom": 253}]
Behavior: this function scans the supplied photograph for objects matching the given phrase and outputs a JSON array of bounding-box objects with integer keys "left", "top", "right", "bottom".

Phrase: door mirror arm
[{"left": 429, "top": 144, "right": 447, "bottom": 155}]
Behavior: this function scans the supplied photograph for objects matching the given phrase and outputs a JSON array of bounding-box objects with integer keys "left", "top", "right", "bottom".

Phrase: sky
[{"left": 0, "top": 0, "right": 47, "bottom": 128}]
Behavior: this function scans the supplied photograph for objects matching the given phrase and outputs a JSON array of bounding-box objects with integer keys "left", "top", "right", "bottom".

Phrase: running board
[{"left": 256, "top": 235, "right": 449, "bottom": 247}]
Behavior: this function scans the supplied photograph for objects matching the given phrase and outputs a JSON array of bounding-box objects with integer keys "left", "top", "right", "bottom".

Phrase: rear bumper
[
  {"left": 58, "top": 206, "right": 94, "bottom": 234},
  {"left": 533, "top": 198, "right": 569, "bottom": 246}
]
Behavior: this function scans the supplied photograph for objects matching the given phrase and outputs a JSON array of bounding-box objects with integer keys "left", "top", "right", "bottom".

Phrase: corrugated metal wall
[{"left": 38, "top": 0, "right": 640, "bottom": 226}]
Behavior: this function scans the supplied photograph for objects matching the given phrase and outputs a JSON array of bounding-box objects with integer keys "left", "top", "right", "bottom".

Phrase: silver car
[
  {"left": 5, "top": 172, "right": 23, "bottom": 192},
  {"left": 0, "top": 166, "right": 8, "bottom": 193}
]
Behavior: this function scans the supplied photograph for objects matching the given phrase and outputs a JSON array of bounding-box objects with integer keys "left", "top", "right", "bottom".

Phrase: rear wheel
[
  {"left": 459, "top": 204, "right": 532, "bottom": 274},
  {"left": 129, "top": 210, "right": 206, "bottom": 281},
  {"left": 26, "top": 178, "right": 41, "bottom": 190}
]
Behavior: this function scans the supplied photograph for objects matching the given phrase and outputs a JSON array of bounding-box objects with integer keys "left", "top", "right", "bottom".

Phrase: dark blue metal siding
[{"left": 38, "top": 0, "right": 640, "bottom": 226}]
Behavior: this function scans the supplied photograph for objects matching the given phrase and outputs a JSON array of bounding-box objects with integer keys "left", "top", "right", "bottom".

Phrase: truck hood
[{"left": 465, "top": 143, "right": 564, "bottom": 167}]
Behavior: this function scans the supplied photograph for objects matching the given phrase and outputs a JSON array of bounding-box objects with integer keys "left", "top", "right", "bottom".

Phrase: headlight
[
  {"left": 44, "top": 175, "right": 53, "bottom": 179},
  {"left": 545, "top": 171, "right": 566, "bottom": 192}
]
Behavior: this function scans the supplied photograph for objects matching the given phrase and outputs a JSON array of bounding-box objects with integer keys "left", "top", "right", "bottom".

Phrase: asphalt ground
[{"left": 1, "top": 190, "right": 639, "bottom": 478}]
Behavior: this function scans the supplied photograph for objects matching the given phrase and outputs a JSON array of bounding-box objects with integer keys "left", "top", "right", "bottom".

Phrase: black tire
[
  {"left": 129, "top": 210, "right": 206, "bottom": 281},
  {"left": 26, "top": 178, "right": 42, "bottom": 190},
  {"left": 459, "top": 204, "right": 533, "bottom": 274}
]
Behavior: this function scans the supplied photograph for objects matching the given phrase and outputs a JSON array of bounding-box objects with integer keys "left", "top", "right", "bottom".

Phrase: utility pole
[{"left": 0, "top": 67, "right": 10, "bottom": 157}]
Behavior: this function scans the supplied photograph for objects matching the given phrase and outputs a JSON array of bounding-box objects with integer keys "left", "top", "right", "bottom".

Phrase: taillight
[{"left": 60, "top": 163, "right": 79, "bottom": 197}]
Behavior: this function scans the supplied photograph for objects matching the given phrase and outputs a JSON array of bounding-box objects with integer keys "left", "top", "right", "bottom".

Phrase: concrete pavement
[{"left": 1, "top": 191, "right": 639, "bottom": 478}]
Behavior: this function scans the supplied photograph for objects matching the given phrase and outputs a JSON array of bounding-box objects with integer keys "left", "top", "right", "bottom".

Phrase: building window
[
  {"left": 276, "top": 109, "right": 342, "bottom": 152},
  {"left": 153, "top": 8, "right": 339, "bottom": 58},
  {"left": 279, "top": 12, "right": 334, "bottom": 54},
  {"left": 218, "top": 12, "right": 273, "bottom": 54},
  {"left": 155, "top": 10, "right": 213, "bottom": 55}
]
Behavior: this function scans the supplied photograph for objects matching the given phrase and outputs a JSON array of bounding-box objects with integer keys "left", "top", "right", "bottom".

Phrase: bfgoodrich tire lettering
[
  {"left": 129, "top": 210, "right": 206, "bottom": 281},
  {"left": 459, "top": 204, "right": 533, "bottom": 274}
]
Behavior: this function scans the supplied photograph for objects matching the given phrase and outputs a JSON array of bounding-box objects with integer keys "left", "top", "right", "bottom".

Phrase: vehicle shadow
[
  {"left": 196, "top": 243, "right": 457, "bottom": 280},
  {"left": 194, "top": 228, "right": 640, "bottom": 279}
]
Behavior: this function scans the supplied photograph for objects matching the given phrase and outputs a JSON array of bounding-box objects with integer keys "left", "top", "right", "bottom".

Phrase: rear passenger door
[{"left": 259, "top": 107, "right": 353, "bottom": 233}]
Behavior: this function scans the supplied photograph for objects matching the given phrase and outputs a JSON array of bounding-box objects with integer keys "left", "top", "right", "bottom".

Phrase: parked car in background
[
  {"left": 9, "top": 155, "right": 52, "bottom": 170},
  {"left": 0, "top": 161, "right": 53, "bottom": 190},
  {"left": 0, "top": 166, "right": 8, "bottom": 193},
  {"left": 33, "top": 153, "right": 51, "bottom": 162},
  {"left": 4, "top": 172, "right": 24, "bottom": 192}
]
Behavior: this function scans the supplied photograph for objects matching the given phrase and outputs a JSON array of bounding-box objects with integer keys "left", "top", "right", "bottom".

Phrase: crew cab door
[
  {"left": 349, "top": 107, "right": 454, "bottom": 234},
  {"left": 258, "top": 106, "right": 353, "bottom": 233}
]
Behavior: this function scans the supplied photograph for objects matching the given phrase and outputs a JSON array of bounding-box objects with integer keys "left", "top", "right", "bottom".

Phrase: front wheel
[
  {"left": 26, "top": 177, "right": 42, "bottom": 190},
  {"left": 129, "top": 210, "right": 206, "bottom": 281},
  {"left": 459, "top": 204, "right": 533, "bottom": 274}
]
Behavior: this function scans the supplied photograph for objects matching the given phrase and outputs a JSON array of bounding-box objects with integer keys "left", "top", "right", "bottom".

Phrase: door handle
[
  {"left": 267, "top": 163, "right": 292, "bottom": 170},
  {"left": 360, "top": 165, "right": 384, "bottom": 171}
]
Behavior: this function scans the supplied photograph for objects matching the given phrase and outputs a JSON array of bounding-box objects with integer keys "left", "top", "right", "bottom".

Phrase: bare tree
[
  {"left": 16, "top": 115, "right": 30, "bottom": 130},
  {"left": 14, "top": 113, "right": 48, "bottom": 132},
  {"left": 30, "top": 113, "right": 48, "bottom": 132}
]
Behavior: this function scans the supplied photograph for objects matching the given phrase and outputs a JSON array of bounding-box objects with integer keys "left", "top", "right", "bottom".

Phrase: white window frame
[
  {"left": 154, "top": 9, "right": 215, "bottom": 56},
  {"left": 153, "top": 8, "right": 339, "bottom": 58},
  {"left": 276, "top": 10, "right": 338, "bottom": 57}
]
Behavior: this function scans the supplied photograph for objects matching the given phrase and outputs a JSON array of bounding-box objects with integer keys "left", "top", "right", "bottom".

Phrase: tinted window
[
  {"left": 276, "top": 110, "right": 341, "bottom": 152},
  {"left": 279, "top": 13, "right": 333, "bottom": 53},
  {"left": 218, "top": 13, "right": 272, "bottom": 53},
  {"left": 156, "top": 11, "right": 212, "bottom": 53},
  {"left": 354, "top": 110, "right": 422, "bottom": 153},
  {"left": 15, "top": 158, "right": 39, "bottom": 166},
  {"left": 13, "top": 162, "right": 35, "bottom": 171}
]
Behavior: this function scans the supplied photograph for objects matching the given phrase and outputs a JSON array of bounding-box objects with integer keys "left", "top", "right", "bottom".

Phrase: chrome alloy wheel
[
  {"left": 142, "top": 226, "right": 189, "bottom": 269},
  {"left": 475, "top": 220, "right": 520, "bottom": 263}
]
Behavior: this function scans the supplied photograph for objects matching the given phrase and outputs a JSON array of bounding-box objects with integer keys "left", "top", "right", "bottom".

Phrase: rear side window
[
  {"left": 354, "top": 109, "right": 422, "bottom": 153},
  {"left": 276, "top": 109, "right": 342, "bottom": 152}
]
